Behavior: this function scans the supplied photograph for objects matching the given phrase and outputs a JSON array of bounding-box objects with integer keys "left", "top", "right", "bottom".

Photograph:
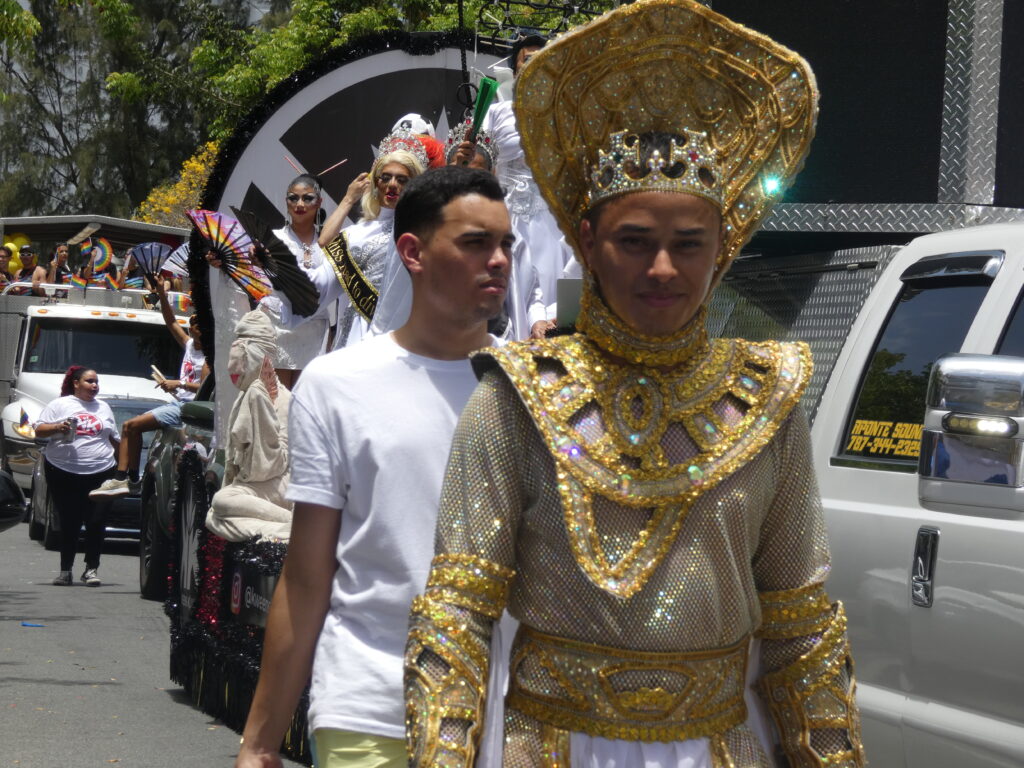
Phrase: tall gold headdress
[{"left": 514, "top": 0, "right": 818, "bottom": 282}]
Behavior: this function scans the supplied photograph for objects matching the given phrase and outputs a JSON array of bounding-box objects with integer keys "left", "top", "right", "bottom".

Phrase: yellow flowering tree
[{"left": 135, "top": 141, "right": 220, "bottom": 228}]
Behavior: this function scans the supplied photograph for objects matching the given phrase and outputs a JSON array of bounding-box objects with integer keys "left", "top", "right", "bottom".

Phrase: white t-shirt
[
  {"left": 36, "top": 396, "right": 117, "bottom": 474},
  {"left": 177, "top": 338, "right": 205, "bottom": 402},
  {"left": 286, "top": 331, "right": 496, "bottom": 738}
]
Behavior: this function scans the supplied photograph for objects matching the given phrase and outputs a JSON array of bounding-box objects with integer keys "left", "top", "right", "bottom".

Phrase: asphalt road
[{"left": 0, "top": 521, "right": 304, "bottom": 768}]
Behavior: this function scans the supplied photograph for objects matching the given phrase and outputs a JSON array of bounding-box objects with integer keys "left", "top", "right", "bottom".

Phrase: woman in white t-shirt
[{"left": 34, "top": 366, "right": 119, "bottom": 587}]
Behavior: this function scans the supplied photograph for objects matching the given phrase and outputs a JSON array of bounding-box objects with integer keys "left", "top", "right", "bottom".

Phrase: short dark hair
[
  {"left": 511, "top": 34, "right": 547, "bottom": 74},
  {"left": 394, "top": 166, "right": 505, "bottom": 242},
  {"left": 0, "top": 245, "right": 11, "bottom": 258}
]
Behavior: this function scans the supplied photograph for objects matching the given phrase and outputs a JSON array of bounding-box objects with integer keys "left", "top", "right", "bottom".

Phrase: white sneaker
[
  {"left": 81, "top": 568, "right": 101, "bottom": 587},
  {"left": 89, "top": 478, "right": 130, "bottom": 497}
]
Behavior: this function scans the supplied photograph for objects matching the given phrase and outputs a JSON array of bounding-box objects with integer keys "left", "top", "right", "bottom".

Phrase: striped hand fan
[
  {"left": 230, "top": 207, "right": 320, "bottom": 317},
  {"left": 129, "top": 242, "right": 172, "bottom": 285},
  {"left": 164, "top": 243, "right": 190, "bottom": 277},
  {"left": 185, "top": 209, "right": 271, "bottom": 302},
  {"left": 92, "top": 237, "right": 113, "bottom": 272}
]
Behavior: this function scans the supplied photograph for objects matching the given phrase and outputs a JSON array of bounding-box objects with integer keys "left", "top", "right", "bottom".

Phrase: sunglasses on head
[{"left": 287, "top": 193, "right": 320, "bottom": 204}]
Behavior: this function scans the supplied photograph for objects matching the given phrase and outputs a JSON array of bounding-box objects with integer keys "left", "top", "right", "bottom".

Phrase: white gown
[
  {"left": 503, "top": 241, "right": 548, "bottom": 341},
  {"left": 209, "top": 270, "right": 253, "bottom": 447},
  {"left": 481, "top": 100, "right": 574, "bottom": 310},
  {"left": 339, "top": 207, "right": 399, "bottom": 347},
  {"left": 263, "top": 226, "right": 333, "bottom": 369}
]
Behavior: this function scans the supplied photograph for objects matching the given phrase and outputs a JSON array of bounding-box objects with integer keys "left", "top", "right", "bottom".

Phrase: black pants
[{"left": 44, "top": 461, "right": 115, "bottom": 572}]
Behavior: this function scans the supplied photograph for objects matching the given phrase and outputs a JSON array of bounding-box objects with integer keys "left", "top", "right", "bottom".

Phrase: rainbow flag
[
  {"left": 80, "top": 238, "right": 93, "bottom": 259},
  {"left": 92, "top": 237, "right": 113, "bottom": 272},
  {"left": 124, "top": 276, "right": 144, "bottom": 289},
  {"left": 171, "top": 293, "right": 192, "bottom": 313},
  {"left": 103, "top": 273, "right": 119, "bottom": 291},
  {"left": 14, "top": 408, "right": 33, "bottom": 438},
  {"left": 70, "top": 274, "right": 87, "bottom": 290}
]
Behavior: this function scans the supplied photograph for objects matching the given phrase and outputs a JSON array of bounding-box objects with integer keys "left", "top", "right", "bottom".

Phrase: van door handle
[{"left": 911, "top": 526, "right": 940, "bottom": 607}]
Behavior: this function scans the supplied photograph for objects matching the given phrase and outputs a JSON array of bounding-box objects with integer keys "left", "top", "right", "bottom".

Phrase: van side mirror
[{"left": 919, "top": 354, "right": 1024, "bottom": 518}]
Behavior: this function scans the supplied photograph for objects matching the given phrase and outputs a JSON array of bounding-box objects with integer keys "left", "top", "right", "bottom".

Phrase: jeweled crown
[
  {"left": 445, "top": 119, "right": 499, "bottom": 168},
  {"left": 377, "top": 126, "right": 429, "bottom": 169},
  {"left": 587, "top": 129, "right": 723, "bottom": 210}
]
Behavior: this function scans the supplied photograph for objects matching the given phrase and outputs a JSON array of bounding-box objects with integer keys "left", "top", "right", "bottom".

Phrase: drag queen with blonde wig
[
  {"left": 404, "top": 1, "right": 864, "bottom": 767},
  {"left": 320, "top": 129, "right": 427, "bottom": 348}
]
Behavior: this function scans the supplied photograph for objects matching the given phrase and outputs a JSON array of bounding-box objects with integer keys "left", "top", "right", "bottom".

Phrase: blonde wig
[{"left": 360, "top": 150, "right": 427, "bottom": 221}]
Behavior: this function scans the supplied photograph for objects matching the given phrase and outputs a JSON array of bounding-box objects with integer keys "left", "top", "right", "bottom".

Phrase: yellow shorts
[{"left": 312, "top": 728, "right": 405, "bottom": 768}]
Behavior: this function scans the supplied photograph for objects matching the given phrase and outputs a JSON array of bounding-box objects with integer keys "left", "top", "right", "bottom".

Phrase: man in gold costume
[{"left": 404, "top": 1, "right": 865, "bottom": 766}]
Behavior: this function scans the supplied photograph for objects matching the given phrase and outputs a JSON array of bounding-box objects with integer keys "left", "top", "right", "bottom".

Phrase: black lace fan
[{"left": 230, "top": 207, "right": 321, "bottom": 317}]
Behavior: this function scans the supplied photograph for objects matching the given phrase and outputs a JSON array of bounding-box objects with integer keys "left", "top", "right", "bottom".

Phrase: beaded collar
[
  {"left": 575, "top": 276, "right": 710, "bottom": 369},
  {"left": 475, "top": 332, "right": 811, "bottom": 598}
]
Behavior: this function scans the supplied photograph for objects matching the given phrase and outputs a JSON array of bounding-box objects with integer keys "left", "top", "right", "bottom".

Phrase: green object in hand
[{"left": 470, "top": 77, "right": 500, "bottom": 141}]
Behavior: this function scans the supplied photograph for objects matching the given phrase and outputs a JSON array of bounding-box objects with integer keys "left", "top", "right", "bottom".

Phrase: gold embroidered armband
[
  {"left": 758, "top": 603, "right": 865, "bottom": 768},
  {"left": 756, "top": 583, "right": 832, "bottom": 640},
  {"left": 405, "top": 554, "right": 515, "bottom": 768}
]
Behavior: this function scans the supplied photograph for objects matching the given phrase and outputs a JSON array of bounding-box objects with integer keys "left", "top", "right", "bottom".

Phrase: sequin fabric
[
  {"left": 338, "top": 217, "right": 393, "bottom": 341},
  {"left": 405, "top": 334, "right": 864, "bottom": 766}
]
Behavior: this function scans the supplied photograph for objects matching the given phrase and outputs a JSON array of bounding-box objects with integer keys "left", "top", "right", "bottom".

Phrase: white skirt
[
  {"left": 479, "top": 634, "right": 777, "bottom": 768},
  {"left": 274, "top": 316, "right": 327, "bottom": 369}
]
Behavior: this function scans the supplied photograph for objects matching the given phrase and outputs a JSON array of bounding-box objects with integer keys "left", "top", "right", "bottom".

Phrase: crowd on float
[{"left": 32, "top": 2, "right": 865, "bottom": 766}]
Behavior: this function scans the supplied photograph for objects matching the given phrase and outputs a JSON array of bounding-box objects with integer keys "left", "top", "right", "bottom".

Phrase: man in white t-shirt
[
  {"left": 90, "top": 282, "right": 208, "bottom": 497},
  {"left": 235, "top": 165, "right": 513, "bottom": 768}
]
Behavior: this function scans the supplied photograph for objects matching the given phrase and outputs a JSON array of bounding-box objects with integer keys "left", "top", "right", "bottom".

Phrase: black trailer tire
[
  {"left": 27, "top": 489, "right": 43, "bottom": 541},
  {"left": 42, "top": 494, "right": 59, "bottom": 550},
  {"left": 139, "top": 493, "right": 170, "bottom": 601}
]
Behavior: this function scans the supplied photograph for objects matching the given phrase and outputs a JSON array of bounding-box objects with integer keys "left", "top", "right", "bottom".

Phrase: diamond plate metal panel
[
  {"left": 940, "top": 0, "right": 974, "bottom": 202},
  {"left": 939, "top": 0, "right": 1003, "bottom": 205},
  {"left": 762, "top": 202, "right": 1024, "bottom": 233},
  {"left": 708, "top": 245, "right": 902, "bottom": 422},
  {"left": 965, "top": 0, "right": 1003, "bottom": 204}
]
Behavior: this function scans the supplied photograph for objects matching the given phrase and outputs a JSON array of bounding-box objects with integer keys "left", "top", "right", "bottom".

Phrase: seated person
[
  {"left": 17, "top": 245, "right": 37, "bottom": 281},
  {"left": 0, "top": 245, "right": 14, "bottom": 285},
  {"left": 32, "top": 243, "right": 71, "bottom": 296},
  {"left": 206, "top": 311, "right": 292, "bottom": 543},
  {"left": 90, "top": 282, "right": 207, "bottom": 497}
]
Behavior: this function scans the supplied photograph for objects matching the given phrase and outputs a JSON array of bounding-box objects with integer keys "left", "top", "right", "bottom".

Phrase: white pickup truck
[
  {"left": 711, "top": 222, "right": 1024, "bottom": 767},
  {"left": 0, "top": 286, "right": 187, "bottom": 492}
]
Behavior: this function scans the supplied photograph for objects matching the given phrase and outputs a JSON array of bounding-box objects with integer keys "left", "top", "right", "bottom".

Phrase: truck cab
[
  {"left": 807, "top": 224, "right": 1024, "bottom": 767},
  {"left": 0, "top": 289, "right": 187, "bottom": 492}
]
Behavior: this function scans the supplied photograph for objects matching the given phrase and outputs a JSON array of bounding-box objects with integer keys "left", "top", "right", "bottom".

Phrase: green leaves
[{"left": 0, "top": 0, "right": 42, "bottom": 56}]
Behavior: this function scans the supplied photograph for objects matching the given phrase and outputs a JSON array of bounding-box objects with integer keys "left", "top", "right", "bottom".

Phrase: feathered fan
[
  {"left": 230, "top": 207, "right": 321, "bottom": 317},
  {"left": 185, "top": 209, "right": 272, "bottom": 302},
  {"left": 129, "top": 242, "right": 172, "bottom": 285}
]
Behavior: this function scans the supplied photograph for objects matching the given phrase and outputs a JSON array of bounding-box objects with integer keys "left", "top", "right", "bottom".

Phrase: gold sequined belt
[{"left": 507, "top": 625, "right": 749, "bottom": 742}]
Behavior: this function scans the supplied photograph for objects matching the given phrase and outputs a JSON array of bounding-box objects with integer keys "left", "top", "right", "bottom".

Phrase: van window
[
  {"left": 23, "top": 317, "right": 181, "bottom": 379},
  {"left": 996, "top": 290, "right": 1024, "bottom": 356},
  {"left": 839, "top": 277, "right": 992, "bottom": 471}
]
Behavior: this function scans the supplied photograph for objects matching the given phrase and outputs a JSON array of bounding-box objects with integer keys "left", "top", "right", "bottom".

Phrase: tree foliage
[
  {"left": 0, "top": 0, "right": 41, "bottom": 58},
  {"left": 136, "top": 140, "right": 221, "bottom": 227},
  {"left": 1, "top": 0, "right": 614, "bottom": 218}
]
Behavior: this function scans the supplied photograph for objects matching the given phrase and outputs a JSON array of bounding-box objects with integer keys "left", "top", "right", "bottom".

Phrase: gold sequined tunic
[{"left": 405, "top": 325, "right": 863, "bottom": 768}]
